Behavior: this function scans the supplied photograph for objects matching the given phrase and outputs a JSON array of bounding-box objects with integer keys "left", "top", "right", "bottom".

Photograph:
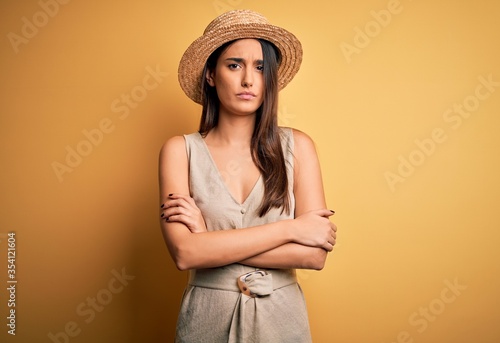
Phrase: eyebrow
[{"left": 225, "top": 57, "right": 264, "bottom": 64}]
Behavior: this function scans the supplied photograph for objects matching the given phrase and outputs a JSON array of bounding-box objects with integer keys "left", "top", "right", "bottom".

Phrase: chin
[{"left": 223, "top": 103, "right": 261, "bottom": 116}]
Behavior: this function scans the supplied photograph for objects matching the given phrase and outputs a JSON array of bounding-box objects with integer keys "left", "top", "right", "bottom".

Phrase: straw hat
[{"left": 178, "top": 9, "right": 303, "bottom": 104}]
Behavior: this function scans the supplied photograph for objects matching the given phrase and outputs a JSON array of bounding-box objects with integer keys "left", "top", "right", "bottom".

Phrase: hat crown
[{"left": 203, "top": 10, "right": 270, "bottom": 34}]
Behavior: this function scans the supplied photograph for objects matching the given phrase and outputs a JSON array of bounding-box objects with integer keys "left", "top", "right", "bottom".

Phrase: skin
[{"left": 159, "top": 39, "right": 337, "bottom": 271}]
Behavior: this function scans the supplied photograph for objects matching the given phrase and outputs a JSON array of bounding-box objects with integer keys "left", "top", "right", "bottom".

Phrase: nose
[{"left": 242, "top": 68, "right": 253, "bottom": 88}]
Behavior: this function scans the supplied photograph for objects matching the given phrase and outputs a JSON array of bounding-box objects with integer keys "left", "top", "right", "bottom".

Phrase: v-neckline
[{"left": 197, "top": 132, "right": 262, "bottom": 206}]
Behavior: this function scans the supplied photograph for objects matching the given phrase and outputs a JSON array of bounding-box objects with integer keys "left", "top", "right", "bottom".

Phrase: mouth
[{"left": 236, "top": 92, "right": 257, "bottom": 100}]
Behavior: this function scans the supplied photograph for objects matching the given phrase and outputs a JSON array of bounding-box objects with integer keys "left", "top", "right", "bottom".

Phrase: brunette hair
[{"left": 199, "top": 39, "right": 290, "bottom": 216}]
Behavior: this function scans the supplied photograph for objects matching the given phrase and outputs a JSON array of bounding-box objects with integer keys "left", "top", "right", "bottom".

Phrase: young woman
[{"left": 159, "top": 10, "right": 337, "bottom": 342}]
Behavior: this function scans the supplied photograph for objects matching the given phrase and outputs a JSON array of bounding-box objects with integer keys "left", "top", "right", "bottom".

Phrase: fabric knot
[{"left": 242, "top": 272, "right": 273, "bottom": 297}]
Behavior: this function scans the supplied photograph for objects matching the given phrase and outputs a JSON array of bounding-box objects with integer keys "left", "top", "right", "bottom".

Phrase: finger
[
  {"left": 324, "top": 241, "right": 334, "bottom": 252},
  {"left": 330, "top": 236, "right": 336, "bottom": 246},
  {"left": 168, "top": 193, "right": 193, "bottom": 202},
  {"left": 172, "top": 195, "right": 200, "bottom": 211},
  {"left": 167, "top": 213, "right": 192, "bottom": 224},
  {"left": 161, "top": 204, "right": 193, "bottom": 218},
  {"left": 162, "top": 205, "right": 191, "bottom": 219},
  {"left": 163, "top": 197, "right": 191, "bottom": 210},
  {"left": 314, "top": 209, "right": 335, "bottom": 218},
  {"left": 161, "top": 193, "right": 190, "bottom": 206}
]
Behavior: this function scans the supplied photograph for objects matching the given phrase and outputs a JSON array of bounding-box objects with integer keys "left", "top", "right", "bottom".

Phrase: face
[{"left": 206, "top": 39, "right": 265, "bottom": 117}]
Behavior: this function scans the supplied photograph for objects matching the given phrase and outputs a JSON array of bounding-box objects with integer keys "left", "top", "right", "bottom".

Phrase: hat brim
[{"left": 178, "top": 19, "right": 303, "bottom": 104}]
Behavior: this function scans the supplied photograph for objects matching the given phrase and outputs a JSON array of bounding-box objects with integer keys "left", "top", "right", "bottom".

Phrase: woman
[{"left": 159, "top": 10, "right": 337, "bottom": 342}]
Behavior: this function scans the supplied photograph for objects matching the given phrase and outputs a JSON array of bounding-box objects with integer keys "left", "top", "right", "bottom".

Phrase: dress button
[{"left": 241, "top": 208, "right": 246, "bottom": 214}]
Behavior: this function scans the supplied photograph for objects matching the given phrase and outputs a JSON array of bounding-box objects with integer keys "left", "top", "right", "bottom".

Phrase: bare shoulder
[
  {"left": 290, "top": 128, "right": 318, "bottom": 158},
  {"left": 159, "top": 135, "right": 188, "bottom": 180},
  {"left": 160, "top": 135, "right": 186, "bottom": 159}
]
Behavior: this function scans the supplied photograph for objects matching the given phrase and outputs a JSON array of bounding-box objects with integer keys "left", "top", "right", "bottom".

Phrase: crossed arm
[{"left": 158, "top": 129, "right": 336, "bottom": 271}]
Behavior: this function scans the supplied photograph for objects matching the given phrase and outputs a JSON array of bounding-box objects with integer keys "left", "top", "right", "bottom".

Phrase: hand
[
  {"left": 160, "top": 194, "right": 207, "bottom": 233},
  {"left": 292, "top": 209, "right": 337, "bottom": 251}
]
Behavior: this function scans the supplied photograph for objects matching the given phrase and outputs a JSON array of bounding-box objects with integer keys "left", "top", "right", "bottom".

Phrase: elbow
[
  {"left": 175, "top": 261, "right": 190, "bottom": 272},
  {"left": 311, "top": 260, "right": 326, "bottom": 271},
  {"left": 162, "top": 230, "right": 198, "bottom": 271},
  {"left": 172, "top": 253, "right": 188, "bottom": 271},
  {"left": 308, "top": 248, "right": 327, "bottom": 270},
  {"left": 172, "top": 251, "right": 195, "bottom": 271},
  {"left": 170, "top": 244, "right": 194, "bottom": 271},
  {"left": 172, "top": 241, "right": 213, "bottom": 271}
]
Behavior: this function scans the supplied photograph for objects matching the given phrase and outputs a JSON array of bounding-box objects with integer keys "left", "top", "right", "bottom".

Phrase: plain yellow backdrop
[{"left": 1, "top": 0, "right": 499, "bottom": 342}]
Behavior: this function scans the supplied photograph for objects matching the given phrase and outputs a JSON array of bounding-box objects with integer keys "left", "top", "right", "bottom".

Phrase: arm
[
  {"left": 159, "top": 135, "right": 334, "bottom": 271},
  {"left": 238, "top": 242, "right": 328, "bottom": 270},
  {"left": 238, "top": 129, "right": 336, "bottom": 270}
]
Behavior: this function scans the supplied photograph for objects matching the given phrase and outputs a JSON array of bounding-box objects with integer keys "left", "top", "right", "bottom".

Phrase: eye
[
  {"left": 256, "top": 65, "right": 264, "bottom": 72},
  {"left": 228, "top": 64, "right": 241, "bottom": 70}
]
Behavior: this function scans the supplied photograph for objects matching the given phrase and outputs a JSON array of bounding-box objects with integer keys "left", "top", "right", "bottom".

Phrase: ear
[{"left": 205, "top": 68, "right": 215, "bottom": 87}]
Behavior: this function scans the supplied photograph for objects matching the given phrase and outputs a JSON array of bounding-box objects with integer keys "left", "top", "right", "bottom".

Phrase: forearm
[
  {"left": 239, "top": 243, "right": 327, "bottom": 270},
  {"left": 162, "top": 208, "right": 335, "bottom": 271},
  {"left": 163, "top": 219, "right": 295, "bottom": 271}
]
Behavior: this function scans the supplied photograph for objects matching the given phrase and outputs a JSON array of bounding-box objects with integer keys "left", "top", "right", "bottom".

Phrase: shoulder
[
  {"left": 289, "top": 128, "right": 326, "bottom": 211},
  {"left": 289, "top": 128, "right": 317, "bottom": 157},
  {"left": 159, "top": 135, "right": 189, "bottom": 186},
  {"left": 159, "top": 134, "right": 195, "bottom": 169},
  {"left": 278, "top": 126, "right": 315, "bottom": 148},
  {"left": 160, "top": 135, "right": 186, "bottom": 158}
]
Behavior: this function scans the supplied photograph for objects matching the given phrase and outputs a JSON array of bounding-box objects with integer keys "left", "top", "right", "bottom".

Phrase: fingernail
[
  {"left": 168, "top": 193, "right": 173, "bottom": 197},
  {"left": 161, "top": 213, "right": 164, "bottom": 217},
  {"left": 166, "top": 217, "right": 170, "bottom": 221},
  {"left": 330, "top": 210, "right": 335, "bottom": 214},
  {"left": 161, "top": 204, "right": 164, "bottom": 208}
]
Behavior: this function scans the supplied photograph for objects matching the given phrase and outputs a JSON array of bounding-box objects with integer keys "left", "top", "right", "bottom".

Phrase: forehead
[{"left": 220, "top": 39, "right": 263, "bottom": 58}]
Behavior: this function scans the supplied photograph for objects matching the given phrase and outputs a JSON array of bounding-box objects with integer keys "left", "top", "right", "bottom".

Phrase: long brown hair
[{"left": 199, "top": 39, "right": 290, "bottom": 216}]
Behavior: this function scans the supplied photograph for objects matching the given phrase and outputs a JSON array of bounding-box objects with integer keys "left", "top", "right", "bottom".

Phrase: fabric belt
[
  {"left": 189, "top": 267, "right": 297, "bottom": 297},
  {"left": 188, "top": 266, "right": 301, "bottom": 342}
]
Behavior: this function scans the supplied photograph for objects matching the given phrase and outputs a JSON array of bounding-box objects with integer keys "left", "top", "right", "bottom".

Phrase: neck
[{"left": 208, "top": 111, "right": 256, "bottom": 147}]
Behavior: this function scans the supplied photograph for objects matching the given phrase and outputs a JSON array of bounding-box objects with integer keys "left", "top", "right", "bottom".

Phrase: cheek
[
  {"left": 214, "top": 81, "right": 232, "bottom": 101},
  {"left": 256, "top": 74, "right": 265, "bottom": 90},
  {"left": 214, "top": 73, "right": 234, "bottom": 92},
  {"left": 257, "top": 76, "right": 265, "bottom": 97}
]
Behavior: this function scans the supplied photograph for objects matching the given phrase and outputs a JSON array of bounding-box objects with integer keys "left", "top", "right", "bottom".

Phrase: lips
[{"left": 237, "top": 92, "right": 256, "bottom": 100}]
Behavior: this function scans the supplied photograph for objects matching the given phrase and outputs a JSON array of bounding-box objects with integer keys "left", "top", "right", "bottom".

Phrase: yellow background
[{"left": 1, "top": 0, "right": 499, "bottom": 342}]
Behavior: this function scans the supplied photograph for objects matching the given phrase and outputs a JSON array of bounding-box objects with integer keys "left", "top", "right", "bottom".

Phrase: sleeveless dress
[{"left": 175, "top": 127, "right": 312, "bottom": 343}]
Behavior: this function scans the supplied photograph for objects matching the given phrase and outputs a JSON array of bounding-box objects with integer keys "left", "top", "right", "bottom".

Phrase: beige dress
[{"left": 175, "top": 128, "right": 312, "bottom": 343}]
